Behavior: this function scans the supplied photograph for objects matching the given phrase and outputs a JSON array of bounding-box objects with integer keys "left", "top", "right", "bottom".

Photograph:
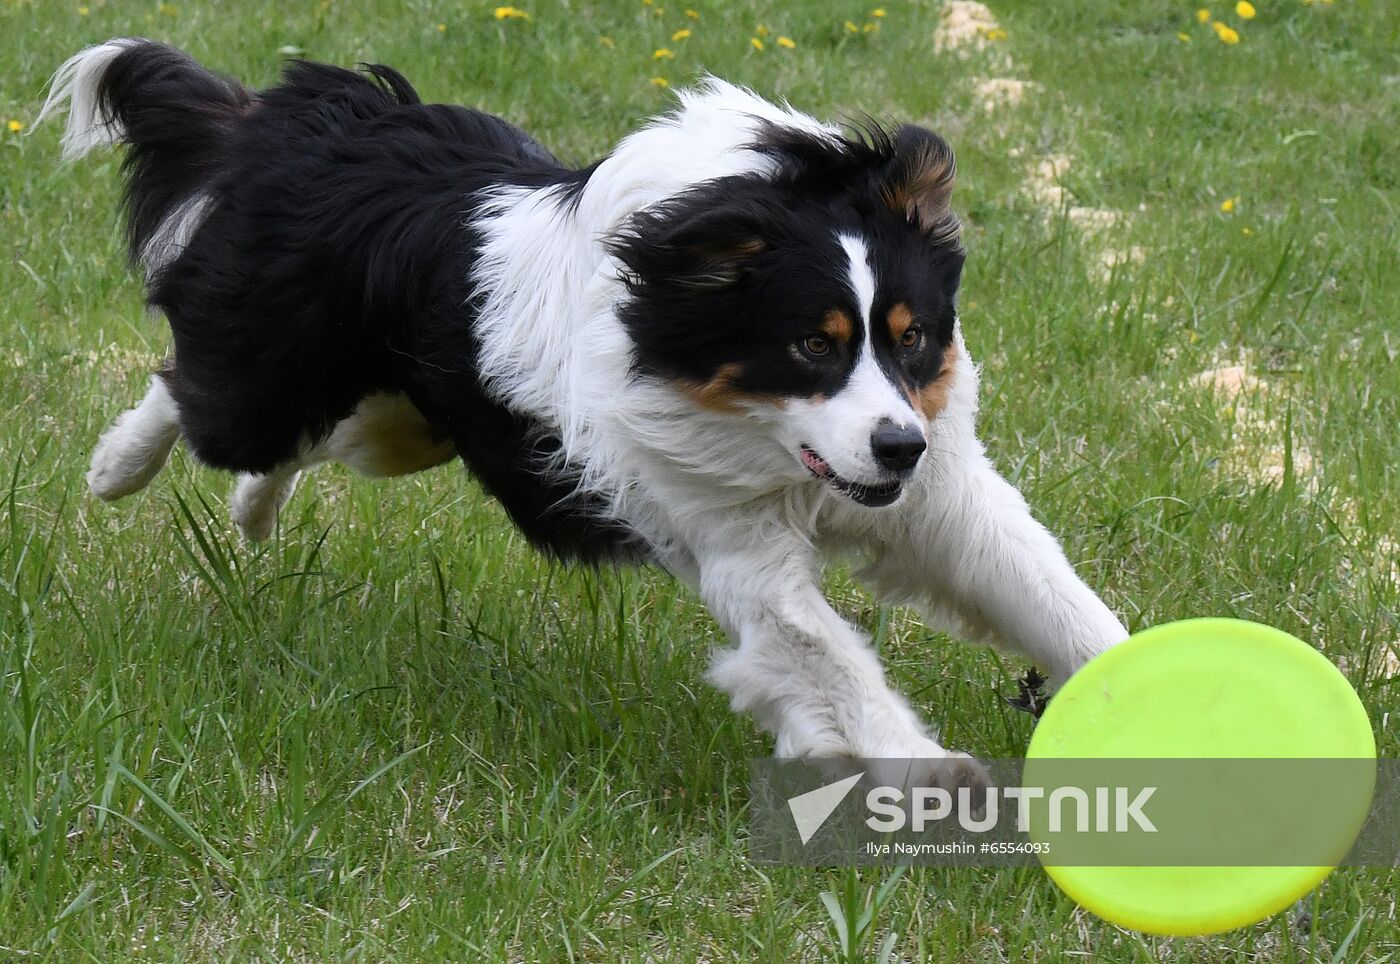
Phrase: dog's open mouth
[{"left": 800, "top": 445, "right": 904, "bottom": 507}]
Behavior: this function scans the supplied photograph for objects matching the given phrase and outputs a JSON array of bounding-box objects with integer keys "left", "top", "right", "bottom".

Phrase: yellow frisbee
[{"left": 1024, "top": 618, "right": 1375, "bottom": 936}]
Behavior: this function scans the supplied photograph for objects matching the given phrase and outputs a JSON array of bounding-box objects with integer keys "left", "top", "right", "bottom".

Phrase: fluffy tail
[{"left": 36, "top": 38, "right": 250, "bottom": 265}]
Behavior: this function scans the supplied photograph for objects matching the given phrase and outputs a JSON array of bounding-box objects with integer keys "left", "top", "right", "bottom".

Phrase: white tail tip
[{"left": 34, "top": 38, "right": 145, "bottom": 160}]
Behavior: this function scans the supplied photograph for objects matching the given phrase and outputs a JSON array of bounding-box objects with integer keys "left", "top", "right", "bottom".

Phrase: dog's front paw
[{"left": 868, "top": 741, "right": 991, "bottom": 813}]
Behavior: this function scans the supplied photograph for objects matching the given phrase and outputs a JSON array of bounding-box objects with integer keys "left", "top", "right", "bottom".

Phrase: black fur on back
[{"left": 94, "top": 44, "right": 635, "bottom": 562}]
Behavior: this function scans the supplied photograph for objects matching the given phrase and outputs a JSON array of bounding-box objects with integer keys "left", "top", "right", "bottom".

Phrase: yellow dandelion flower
[
  {"left": 653, "top": 47, "right": 674, "bottom": 59},
  {"left": 1177, "top": 30, "right": 1192, "bottom": 41},
  {"left": 776, "top": 35, "right": 796, "bottom": 48},
  {"left": 750, "top": 36, "right": 764, "bottom": 50},
  {"left": 1242, "top": 227, "right": 1255, "bottom": 236},
  {"left": 642, "top": 0, "right": 652, "bottom": 5},
  {"left": 436, "top": 22, "right": 446, "bottom": 32},
  {"left": 649, "top": 76, "right": 669, "bottom": 87},
  {"left": 1236, "top": 0, "right": 1256, "bottom": 17},
  {"left": 843, "top": 20, "right": 860, "bottom": 33},
  {"left": 599, "top": 35, "right": 615, "bottom": 47},
  {"left": 494, "top": 6, "right": 530, "bottom": 20},
  {"left": 157, "top": 2, "right": 176, "bottom": 15},
  {"left": 7, "top": 119, "right": 22, "bottom": 133},
  {"left": 1188, "top": 330, "right": 1200, "bottom": 344},
  {"left": 1220, "top": 196, "right": 1238, "bottom": 213},
  {"left": 1213, "top": 21, "right": 1240, "bottom": 42},
  {"left": 872, "top": 7, "right": 886, "bottom": 16},
  {"left": 1196, "top": 7, "right": 1211, "bottom": 21},
  {"left": 755, "top": 23, "right": 769, "bottom": 36},
  {"left": 984, "top": 26, "right": 1006, "bottom": 40},
  {"left": 78, "top": 4, "right": 90, "bottom": 13},
  {"left": 686, "top": 8, "right": 700, "bottom": 18},
  {"left": 671, "top": 28, "right": 690, "bottom": 41},
  {"left": 863, "top": 21, "right": 878, "bottom": 33}
]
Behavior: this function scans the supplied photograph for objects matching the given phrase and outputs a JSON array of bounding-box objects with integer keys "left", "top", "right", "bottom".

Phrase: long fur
[{"left": 44, "top": 41, "right": 1129, "bottom": 780}]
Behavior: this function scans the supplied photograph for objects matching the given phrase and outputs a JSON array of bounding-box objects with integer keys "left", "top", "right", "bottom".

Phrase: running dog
[{"left": 40, "top": 40, "right": 1128, "bottom": 786}]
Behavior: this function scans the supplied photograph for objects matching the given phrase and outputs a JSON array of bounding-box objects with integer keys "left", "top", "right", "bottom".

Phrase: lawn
[{"left": 1, "top": 0, "right": 1397, "bottom": 959}]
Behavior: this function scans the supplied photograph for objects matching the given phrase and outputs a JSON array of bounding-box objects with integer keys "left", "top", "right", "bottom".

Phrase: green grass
[{"left": 2, "top": 0, "right": 1398, "bottom": 958}]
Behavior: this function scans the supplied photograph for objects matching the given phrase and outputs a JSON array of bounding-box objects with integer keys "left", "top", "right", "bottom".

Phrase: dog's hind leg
[
  {"left": 88, "top": 372, "right": 182, "bottom": 500},
  {"left": 225, "top": 393, "right": 453, "bottom": 542},
  {"left": 229, "top": 464, "right": 303, "bottom": 542}
]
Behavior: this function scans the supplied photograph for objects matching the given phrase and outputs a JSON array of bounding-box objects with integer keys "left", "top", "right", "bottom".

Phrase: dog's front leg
[
  {"left": 697, "top": 541, "right": 984, "bottom": 789},
  {"left": 866, "top": 447, "right": 1129, "bottom": 687}
]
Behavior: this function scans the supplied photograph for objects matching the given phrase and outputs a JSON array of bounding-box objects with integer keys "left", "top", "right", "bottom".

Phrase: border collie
[{"left": 40, "top": 40, "right": 1127, "bottom": 787}]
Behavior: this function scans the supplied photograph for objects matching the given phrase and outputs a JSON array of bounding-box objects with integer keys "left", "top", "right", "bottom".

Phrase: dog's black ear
[
  {"left": 610, "top": 201, "right": 768, "bottom": 293},
  {"left": 880, "top": 125, "right": 960, "bottom": 248}
]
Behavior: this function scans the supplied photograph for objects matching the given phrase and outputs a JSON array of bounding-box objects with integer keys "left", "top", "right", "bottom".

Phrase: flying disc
[{"left": 1024, "top": 618, "right": 1375, "bottom": 936}]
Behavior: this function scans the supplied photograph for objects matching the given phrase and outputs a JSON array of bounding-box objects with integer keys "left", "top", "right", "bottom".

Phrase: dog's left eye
[{"left": 900, "top": 326, "right": 924, "bottom": 351}]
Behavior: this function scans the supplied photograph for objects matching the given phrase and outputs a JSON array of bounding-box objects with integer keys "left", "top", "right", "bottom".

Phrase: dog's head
[{"left": 610, "top": 123, "right": 965, "bottom": 507}]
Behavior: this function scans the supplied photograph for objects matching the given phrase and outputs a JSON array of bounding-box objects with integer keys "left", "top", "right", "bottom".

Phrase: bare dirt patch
[
  {"left": 935, "top": 0, "right": 1003, "bottom": 55},
  {"left": 973, "top": 77, "right": 1038, "bottom": 111}
]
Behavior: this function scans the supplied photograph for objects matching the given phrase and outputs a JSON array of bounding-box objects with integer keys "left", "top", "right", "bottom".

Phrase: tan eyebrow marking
[
  {"left": 887, "top": 303, "right": 916, "bottom": 341},
  {"left": 820, "top": 309, "right": 854, "bottom": 343},
  {"left": 678, "top": 363, "right": 785, "bottom": 413},
  {"left": 907, "top": 342, "right": 960, "bottom": 421}
]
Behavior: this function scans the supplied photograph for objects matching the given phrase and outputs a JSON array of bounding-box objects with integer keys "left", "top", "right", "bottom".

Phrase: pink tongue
[{"left": 802, "top": 448, "right": 831, "bottom": 477}]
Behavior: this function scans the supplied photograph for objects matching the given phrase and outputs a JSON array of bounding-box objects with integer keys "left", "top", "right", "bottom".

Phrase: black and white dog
[{"left": 41, "top": 40, "right": 1127, "bottom": 783}]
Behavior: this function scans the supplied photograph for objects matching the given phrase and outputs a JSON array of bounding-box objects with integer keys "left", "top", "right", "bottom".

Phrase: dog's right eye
[{"left": 800, "top": 334, "right": 832, "bottom": 358}]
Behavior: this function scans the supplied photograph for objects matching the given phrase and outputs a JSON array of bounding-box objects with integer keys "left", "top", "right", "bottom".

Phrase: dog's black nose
[{"left": 870, "top": 420, "right": 926, "bottom": 473}]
